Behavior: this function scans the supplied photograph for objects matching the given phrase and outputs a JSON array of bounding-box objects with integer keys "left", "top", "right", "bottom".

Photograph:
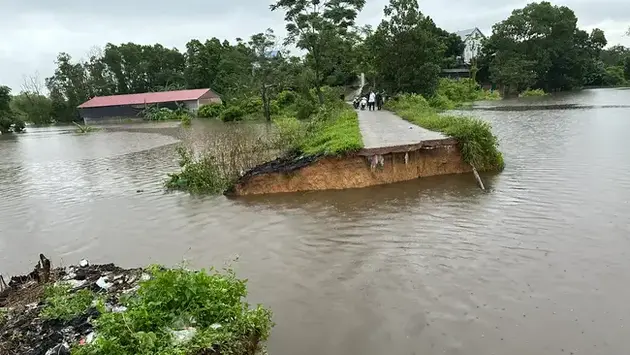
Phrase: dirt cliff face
[{"left": 230, "top": 143, "right": 471, "bottom": 196}]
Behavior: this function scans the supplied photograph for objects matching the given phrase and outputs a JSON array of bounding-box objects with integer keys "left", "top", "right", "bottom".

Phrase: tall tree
[
  {"left": 484, "top": 1, "right": 606, "bottom": 93},
  {"left": 250, "top": 29, "right": 282, "bottom": 121},
  {"left": 46, "top": 53, "right": 92, "bottom": 122},
  {"left": 0, "top": 86, "right": 25, "bottom": 133},
  {"left": 271, "top": 0, "right": 366, "bottom": 104},
  {"left": 368, "top": 0, "right": 447, "bottom": 96}
]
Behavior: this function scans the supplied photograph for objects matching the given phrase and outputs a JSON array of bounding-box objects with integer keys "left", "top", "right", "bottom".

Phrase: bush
[
  {"left": 239, "top": 96, "right": 263, "bottom": 115},
  {"left": 519, "top": 88, "right": 547, "bottom": 97},
  {"left": 166, "top": 146, "right": 230, "bottom": 194},
  {"left": 220, "top": 106, "right": 246, "bottom": 122},
  {"left": 434, "top": 78, "right": 502, "bottom": 103},
  {"left": 197, "top": 103, "right": 223, "bottom": 118},
  {"left": 387, "top": 95, "right": 504, "bottom": 172},
  {"left": 273, "top": 116, "right": 307, "bottom": 150},
  {"left": 295, "top": 96, "right": 317, "bottom": 120},
  {"left": 428, "top": 93, "right": 455, "bottom": 110},
  {"left": 275, "top": 90, "right": 297, "bottom": 107},
  {"left": 72, "top": 266, "right": 273, "bottom": 355}
]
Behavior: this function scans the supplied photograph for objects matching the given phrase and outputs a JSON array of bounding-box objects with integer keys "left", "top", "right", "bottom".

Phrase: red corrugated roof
[{"left": 78, "top": 88, "right": 215, "bottom": 108}]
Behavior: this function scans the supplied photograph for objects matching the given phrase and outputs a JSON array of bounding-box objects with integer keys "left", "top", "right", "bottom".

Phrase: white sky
[{"left": 1, "top": 0, "right": 629, "bottom": 91}]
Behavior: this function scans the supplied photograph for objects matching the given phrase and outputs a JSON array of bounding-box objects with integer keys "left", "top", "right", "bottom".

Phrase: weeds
[
  {"left": 41, "top": 284, "right": 96, "bottom": 322},
  {"left": 166, "top": 146, "right": 231, "bottom": 195},
  {"left": 72, "top": 266, "right": 273, "bottom": 355},
  {"left": 73, "top": 122, "right": 98, "bottom": 133},
  {"left": 387, "top": 95, "right": 504, "bottom": 172},
  {"left": 519, "top": 88, "right": 547, "bottom": 97}
]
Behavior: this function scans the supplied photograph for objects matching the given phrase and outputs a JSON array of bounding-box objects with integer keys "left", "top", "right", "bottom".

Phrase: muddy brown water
[{"left": 1, "top": 88, "right": 630, "bottom": 354}]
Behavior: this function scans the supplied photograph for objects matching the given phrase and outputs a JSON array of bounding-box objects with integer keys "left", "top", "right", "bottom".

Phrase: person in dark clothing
[{"left": 376, "top": 92, "right": 383, "bottom": 110}]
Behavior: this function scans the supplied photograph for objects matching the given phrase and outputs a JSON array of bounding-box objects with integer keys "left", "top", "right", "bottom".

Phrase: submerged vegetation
[
  {"left": 519, "top": 88, "right": 548, "bottom": 97},
  {"left": 387, "top": 94, "right": 505, "bottom": 172}
]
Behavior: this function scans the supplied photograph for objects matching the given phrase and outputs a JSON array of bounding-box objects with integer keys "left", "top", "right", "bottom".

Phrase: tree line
[{"left": 1, "top": 0, "right": 629, "bottom": 131}]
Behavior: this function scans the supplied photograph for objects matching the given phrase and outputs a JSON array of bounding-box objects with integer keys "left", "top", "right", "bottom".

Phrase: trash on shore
[{"left": 0, "top": 254, "right": 273, "bottom": 355}]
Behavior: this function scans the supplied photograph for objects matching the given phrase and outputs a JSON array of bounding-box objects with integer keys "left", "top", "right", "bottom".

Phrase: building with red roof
[{"left": 78, "top": 88, "right": 221, "bottom": 123}]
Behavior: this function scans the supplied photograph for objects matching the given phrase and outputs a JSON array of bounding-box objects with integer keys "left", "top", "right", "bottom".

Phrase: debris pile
[
  {"left": 0, "top": 255, "right": 273, "bottom": 355},
  {"left": 0, "top": 255, "right": 143, "bottom": 355}
]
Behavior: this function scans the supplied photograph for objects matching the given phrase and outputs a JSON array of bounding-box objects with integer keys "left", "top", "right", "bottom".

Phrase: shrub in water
[
  {"left": 220, "top": 106, "right": 246, "bottom": 122},
  {"left": 519, "top": 88, "right": 548, "bottom": 97},
  {"left": 197, "top": 103, "right": 223, "bottom": 118},
  {"left": 239, "top": 97, "right": 263, "bottom": 115},
  {"left": 166, "top": 146, "right": 230, "bottom": 194}
]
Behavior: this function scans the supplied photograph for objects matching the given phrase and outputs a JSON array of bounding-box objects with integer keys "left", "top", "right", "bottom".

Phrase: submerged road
[{"left": 356, "top": 109, "right": 445, "bottom": 149}]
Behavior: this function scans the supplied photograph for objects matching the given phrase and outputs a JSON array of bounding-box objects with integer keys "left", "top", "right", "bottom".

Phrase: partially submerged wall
[{"left": 229, "top": 139, "right": 471, "bottom": 196}]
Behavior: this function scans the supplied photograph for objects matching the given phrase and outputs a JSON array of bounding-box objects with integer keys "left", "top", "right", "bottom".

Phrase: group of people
[{"left": 353, "top": 90, "right": 385, "bottom": 111}]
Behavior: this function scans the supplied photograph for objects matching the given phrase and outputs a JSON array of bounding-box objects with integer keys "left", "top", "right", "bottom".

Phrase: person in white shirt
[{"left": 368, "top": 91, "right": 376, "bottom": 111}]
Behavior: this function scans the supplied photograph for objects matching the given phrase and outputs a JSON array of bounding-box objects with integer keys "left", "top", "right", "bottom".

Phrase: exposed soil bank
[{"left": 229, "top": 138, "right": 470, "bottom": 196}]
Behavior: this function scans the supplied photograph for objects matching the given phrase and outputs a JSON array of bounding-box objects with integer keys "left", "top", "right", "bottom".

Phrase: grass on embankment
[
  {"left": 166, "top": 99, "right": 363, "bottom": 195},
  {"left": 387, "top": 94, "right": 504, "bottom": 172},
  {"left": 292, "top": 103, "right": 363, "bottom": 156}
]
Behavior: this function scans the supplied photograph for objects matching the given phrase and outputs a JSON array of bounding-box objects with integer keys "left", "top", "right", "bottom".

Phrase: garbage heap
[{"left": 0, "top": 255, "right": 273, "bottom": 355}]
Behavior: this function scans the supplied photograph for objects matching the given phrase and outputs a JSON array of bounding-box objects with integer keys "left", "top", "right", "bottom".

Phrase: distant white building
[{"left": 455, "top": 28, "right": 486, "bottom": 64}]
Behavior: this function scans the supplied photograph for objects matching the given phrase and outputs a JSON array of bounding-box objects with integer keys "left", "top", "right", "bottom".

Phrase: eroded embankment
[{"left": 228, "top": 138, "right": 471, "bottom": 196}]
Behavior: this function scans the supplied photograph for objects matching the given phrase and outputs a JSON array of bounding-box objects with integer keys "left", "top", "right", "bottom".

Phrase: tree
[
  {"left": 271, "top": 0, "right": 366, "bottom": 104},
  {"left": 367, "top": 0, "right": 447, "bottom": 96},
  {"left": 46, "top": 53, "right": 92, "bottom": 122},
  {"left": 484, "top": 1, "right": 606, "bottom": 92},
  {"left": 9, "top": 73, "right": 54, "bottom": 124},
  {"left": 0, "top": 86, "right": 25, "bottom": 133},
  {"left": 249, "top": 29, "right": 283, "bottom": 121}
]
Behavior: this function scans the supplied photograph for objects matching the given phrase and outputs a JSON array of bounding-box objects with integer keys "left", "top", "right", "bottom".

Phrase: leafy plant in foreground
[
  {"left": 41, "top": 284, "right": 96, "bottom": 322},
  {"left": 72, "top": 266, "right": 273, "bottom": 355}
]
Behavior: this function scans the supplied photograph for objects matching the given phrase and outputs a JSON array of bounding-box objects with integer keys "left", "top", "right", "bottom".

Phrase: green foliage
[
  {"left": 603, "top": 66, "right": 626, "bottom": 86},
  {"left": 0, "top": 85, "right": 26, "bottom": 133},
  {"left": 220, "top": 106, "right": 246, "bottom": 122},
  {"left": 519, "top": 88, "right": 548, "bottom": 97},
  {"left": 71, "top": 266, "right": 273, "bottom": 355},
  {"left": 141, "top": 105, "right": 192, "bottom": 122},
  {"left": 73, "top": 122, "right": 98, "bottom": 133},
  {"left": 276, "top": 90, "right": 297, "bottom": 107},
  {"left": 387, "top": 95, "right": 504, "bottom": 172},
  {"left": 271, "top": 0, "right": 365, "bottom": 104},
  {"left": 166, "top": 146, "right": 230, "bottom": 195},
  {"left": 299, "top": 105, "right": 363, "bottom": 155},
  {"left": 274, "top": 104, "right": 363, "bottom": 156},
  {"left": 10, "top": 93, "right": 53, "bottom": 124},
  {"left": 197, "top": 103, "right": 224, "bottom": 118},
  {"left": 41, "top": 284, "right": 96, "bottom": 322},
  {"left": 366, "top": 0, "right": 457, "bottom": 97},
  {"left": 428, "top": 94, "right": 455, "bottom": 110},
  {"left": 294, "top": 96, "right": 317, "bottom": 120},
  {"left": 485, "top": 1, "right": 608, "bottom": 92}
]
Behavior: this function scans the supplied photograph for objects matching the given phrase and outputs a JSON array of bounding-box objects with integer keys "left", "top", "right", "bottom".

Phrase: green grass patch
[
  {"left": 387, "top": 95, "right": 504, "bottom": 172},
  {"left": 41, "top": 284, "right": 97, "bottom": 322},
  {"left": 519, "top": 88, "right": 547, "bottom": 97},
  {"left": 72, "top": 266, "right": 272, "bottom": 355},
  {"left": 273, "top": 103, "right": 363, "bottom": 156}
]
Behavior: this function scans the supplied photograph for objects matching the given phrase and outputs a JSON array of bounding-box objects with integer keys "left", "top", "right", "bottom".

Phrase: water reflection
[{"left": 1, "top": 89, "right": 630, "bottom": 355}]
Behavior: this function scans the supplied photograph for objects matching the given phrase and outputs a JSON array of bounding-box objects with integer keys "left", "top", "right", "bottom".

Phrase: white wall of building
[{"left": 463, "top": 29, "right": 485, "bottom": 64}]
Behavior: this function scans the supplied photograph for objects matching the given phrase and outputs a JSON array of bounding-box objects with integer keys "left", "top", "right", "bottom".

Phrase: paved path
[{"left": 357, "top": 109, "right": 446, "bottom": 149}]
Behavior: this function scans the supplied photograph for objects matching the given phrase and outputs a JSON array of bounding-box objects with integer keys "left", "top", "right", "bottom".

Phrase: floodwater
[{"left": 1, "top": 88, "right": 630, "bottom": 354}]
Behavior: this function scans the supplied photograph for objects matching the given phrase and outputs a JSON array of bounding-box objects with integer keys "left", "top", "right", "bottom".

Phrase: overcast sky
[{"left": 1, "top": 0, "right": 628, "bottom": 91}]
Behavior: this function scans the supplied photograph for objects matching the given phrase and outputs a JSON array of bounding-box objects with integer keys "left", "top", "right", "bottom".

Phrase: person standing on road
[
  {"left": 376, "top": 91, "right": 383, "bottom": 110},
  {"left": 368, "top": 91, "right": 376, "bottom": 111}
]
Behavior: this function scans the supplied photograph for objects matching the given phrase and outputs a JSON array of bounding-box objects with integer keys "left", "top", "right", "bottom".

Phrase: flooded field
[{"left": 1, "top": 88, "right": 629, "bottom": 355}]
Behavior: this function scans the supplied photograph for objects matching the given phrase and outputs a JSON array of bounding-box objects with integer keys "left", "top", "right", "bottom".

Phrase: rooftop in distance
[{"left": 77, "top": 88, "right": 219, "bottom": 109}]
